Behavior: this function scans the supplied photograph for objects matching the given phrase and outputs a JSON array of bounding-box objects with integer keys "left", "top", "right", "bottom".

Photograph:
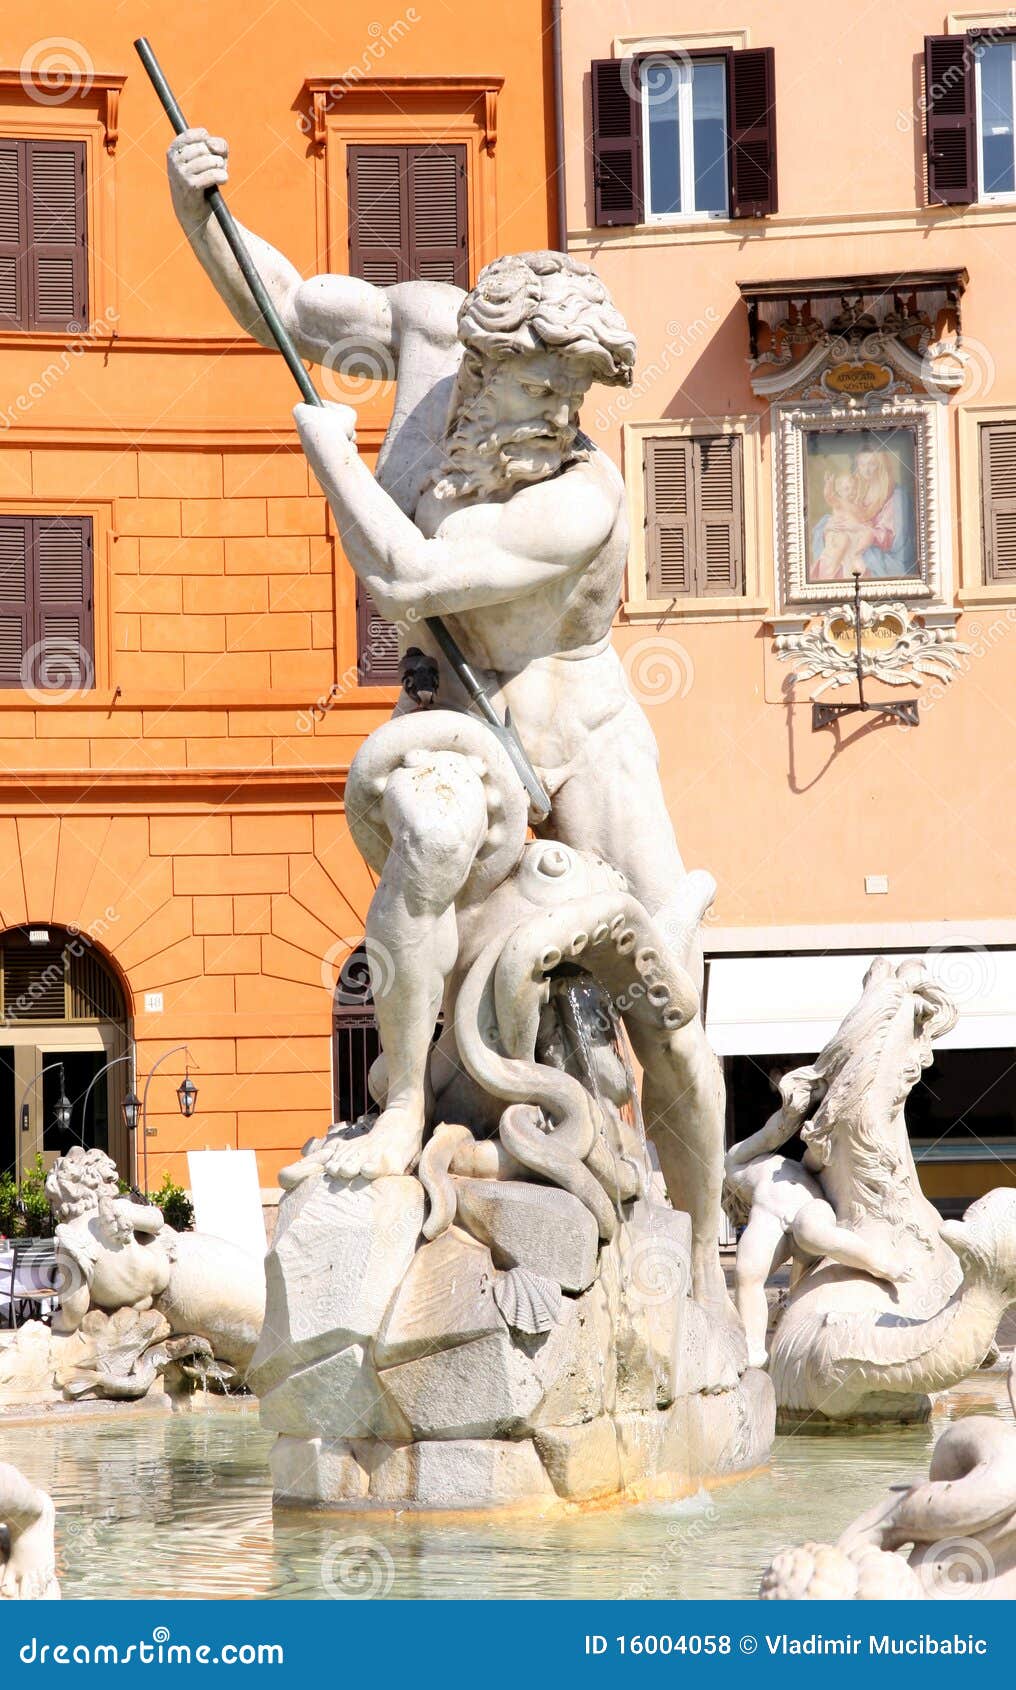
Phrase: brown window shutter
[
  {"left": 727, "top": 48, "right": 777, "bottom": 217},
  {"left": 349, "top": 144, "right": 469, "bottom": 288},
  {"left": 591, "top": 59, "right": 643, "bottom": 226},
  {"left": 695, "top": 436, "right": 744, "bottom": 594},
  {"left": 980, "top": 423, "right": 1016, "bottom": 581},
  {"left": 0, "top": 516, "right": 31, "bottom": 686},
  {"left": 356, "top": 579, "right": 400, "bottom": 684},
  {"left": 31, "top": 515, "right": 94, "bottom": 690},
  {"left": 407, "top": 146, "right": 468, "bottom": 288},
  {"left": 925, "top": 35, "right": 976, "bottom": 204},
  {"left": 0, "top": 139, "right": 27, "bottom": 329},
  {"left": 348, "top": 145, "right": 409, "bottom": 285},
  {"left": 645, "top": 437, "right": 694, "bottom": 597},
  {"left": 26, "top": 140, "right": 87, "bottom": 329}
]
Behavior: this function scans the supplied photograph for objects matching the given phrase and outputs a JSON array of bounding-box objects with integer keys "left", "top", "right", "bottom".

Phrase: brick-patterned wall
[{"left": 0, "top": 806, "right": 377, "bottom": 1189}]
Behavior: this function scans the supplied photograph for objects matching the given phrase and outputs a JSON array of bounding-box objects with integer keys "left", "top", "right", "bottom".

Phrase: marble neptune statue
[{"left": 167, "top": 129, "right": 728, "bottom": 1310}]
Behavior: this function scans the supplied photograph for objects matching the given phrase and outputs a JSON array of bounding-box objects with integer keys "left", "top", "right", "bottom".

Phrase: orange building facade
[
  {"left": 560, "top": 2, "right": 1016, "bottom": 1207},
  {"left": 0, "top": 4, "right": 555, "bottom": 1197}
]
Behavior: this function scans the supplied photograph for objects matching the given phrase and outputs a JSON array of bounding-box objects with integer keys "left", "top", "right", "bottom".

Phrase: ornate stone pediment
[
  {"left": 737, "top": 269, "right": 967, "bottom": 402},
  {"left": 773, "top": 598, "right": 970, "bottom": 697},
  {"left": 739, "top": 276, "right": 963, "bottom": 621},
  {"left": 744, "top": 273, "right": 968, "bottom": 698}
]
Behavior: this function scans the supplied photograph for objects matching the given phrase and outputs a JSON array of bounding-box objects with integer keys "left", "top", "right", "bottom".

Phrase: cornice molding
[
  {"left": 0, "top": 332, "right": 275, "bottom": 356},
  {"left": 2, "top": 422, "right": 386, "bottom": 449},
  {"left": 0, "top": 69, "right": 126, "bottom": 153},
  {"left": 302, "top": 73, "right": 503, "bottom": 153},
  {"left": 0, "top": 764, "right": 351, "bottom": 804}
]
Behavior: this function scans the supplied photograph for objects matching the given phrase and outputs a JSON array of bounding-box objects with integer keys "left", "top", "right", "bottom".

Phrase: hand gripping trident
[{"left": 133, "top": 37, "right": 551, "bottom": 822}]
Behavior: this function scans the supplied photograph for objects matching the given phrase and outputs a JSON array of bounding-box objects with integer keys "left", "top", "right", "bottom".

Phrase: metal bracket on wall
[
  {"left": 813, "top": 697, "right": 920, "bottom": 730},
  {"left": 811, "top": 572, "right": 919, "bottom": 731}
]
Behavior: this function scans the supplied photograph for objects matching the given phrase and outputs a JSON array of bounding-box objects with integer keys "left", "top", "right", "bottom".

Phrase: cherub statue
[
  {"left": 46, "top": 1148, "right": 173, "bottom": 1333},
  {"left": 44, "top": 1147, "right": 264, "bottom": 1375},
  {"left": 724, "top": 1064, "right": 907, "bottom": 1368}
]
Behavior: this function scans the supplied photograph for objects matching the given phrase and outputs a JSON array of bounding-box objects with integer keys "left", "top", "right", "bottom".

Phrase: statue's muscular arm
[
  {"left": 166, "top": 129, "right": 462, "bottom": 373},
  {"left": 295, "top": 403, "right": 618, "bottom": 618}
]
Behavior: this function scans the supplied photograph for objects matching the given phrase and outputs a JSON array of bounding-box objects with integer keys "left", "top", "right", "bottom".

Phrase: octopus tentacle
[
  {"left": 498, "top": 1104, "right": 619, "bottom": 1239},
  {"left": 493, "top": 893, "right": 700, "bottom": 1063},
  {"left": 455, "top": 934, "right": 599, "bottom": 1164},
  {"left": 419, "top": 1123, "right": 476, "bottom": 1241}
]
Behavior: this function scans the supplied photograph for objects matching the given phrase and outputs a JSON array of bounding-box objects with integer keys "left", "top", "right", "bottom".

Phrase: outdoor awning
[{"left": 704, "top": 950, "right": 1016, "bottom": 1056}]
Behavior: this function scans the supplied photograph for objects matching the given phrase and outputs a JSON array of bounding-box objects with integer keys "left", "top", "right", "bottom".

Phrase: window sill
[
  {"left": 622, "top": 595, "right": 769, "bottom": 623},
  {"left": 642, "top": 212, "right": 731, "bottom": 229},
  {"left": 956, "top": 584, "right": 1016, "bottom": 606}
]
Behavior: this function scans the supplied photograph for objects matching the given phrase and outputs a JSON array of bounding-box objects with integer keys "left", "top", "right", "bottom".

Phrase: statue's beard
[{"left": 427, "top": 395, "right": 585, "bottom": 501}]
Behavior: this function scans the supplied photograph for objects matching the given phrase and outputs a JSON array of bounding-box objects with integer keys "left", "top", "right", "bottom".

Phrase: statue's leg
[
  {"left": 51, "top": 1280, "right": 90, "bottom": 1334},
  {"left": 733, "top": 1210, "right": 793, "bottom": 1368},
  {"left": 641, "top": 1026, "right": 731, "bottom": 1316},
  {"left": 791, "top": 1199, "right": 905, "bottom": 1284},
  {"left": 546, "top": 716, "right": 730, "bottom": 1315},
  {"left": 328, "top": 753, "right": 489, "bottom": 1181}
]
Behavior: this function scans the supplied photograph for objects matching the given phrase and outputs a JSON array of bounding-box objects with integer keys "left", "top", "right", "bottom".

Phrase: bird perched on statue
[{"left": 400, "top": 647, "right": 439, "bottom": 709}]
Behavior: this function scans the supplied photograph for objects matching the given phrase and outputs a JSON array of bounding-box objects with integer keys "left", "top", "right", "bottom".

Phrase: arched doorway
[{"left": 0, "top": 925, "right": 132, "bottom": 1181}]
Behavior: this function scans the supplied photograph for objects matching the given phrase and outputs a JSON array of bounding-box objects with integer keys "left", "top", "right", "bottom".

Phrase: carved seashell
[{"left": 493, "top": 1266, "right": 564, "bottom": 1335}]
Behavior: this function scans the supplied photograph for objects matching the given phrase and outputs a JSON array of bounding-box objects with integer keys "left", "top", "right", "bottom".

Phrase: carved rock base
[
  {"left": 269, "top": 1373, "right": 774, "bottom": 1511},
  {"left": 255, "top": 1172, "right": 776, "bottom": 1512}
]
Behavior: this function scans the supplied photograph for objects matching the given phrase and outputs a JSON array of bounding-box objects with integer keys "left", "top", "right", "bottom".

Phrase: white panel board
[{"left": 186, "top": 1148, "right": 266, "bottom": 1260}]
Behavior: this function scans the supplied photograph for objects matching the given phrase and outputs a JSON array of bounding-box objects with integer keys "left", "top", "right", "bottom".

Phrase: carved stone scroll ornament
[{"left": 774, "top": 599, "right": 970, "bottom": 697}]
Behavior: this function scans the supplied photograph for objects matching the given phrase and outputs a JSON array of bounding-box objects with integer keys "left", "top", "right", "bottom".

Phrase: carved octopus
[
  {"left": 420, "top": 837, "right": 700, "bottom": 1242},
  {"left": 288, "top": 709, "right": 706, "bottom": 1250}
]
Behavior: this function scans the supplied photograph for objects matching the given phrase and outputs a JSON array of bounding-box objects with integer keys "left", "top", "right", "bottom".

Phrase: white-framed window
[
  {"left": 639, "top": 55, "right": 728, "bottom": 221},
  {"left": 976, "top": 38, "right": 1016, "bottom": 199}
]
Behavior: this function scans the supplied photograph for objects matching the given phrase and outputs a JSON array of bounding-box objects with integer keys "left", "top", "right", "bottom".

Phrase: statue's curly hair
[
  {"left": 457, "top": 251, "right": 636, "bottom": 388},
  {"left": 45, "top": 1146, "right": 119, "bottom": 1221}
]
